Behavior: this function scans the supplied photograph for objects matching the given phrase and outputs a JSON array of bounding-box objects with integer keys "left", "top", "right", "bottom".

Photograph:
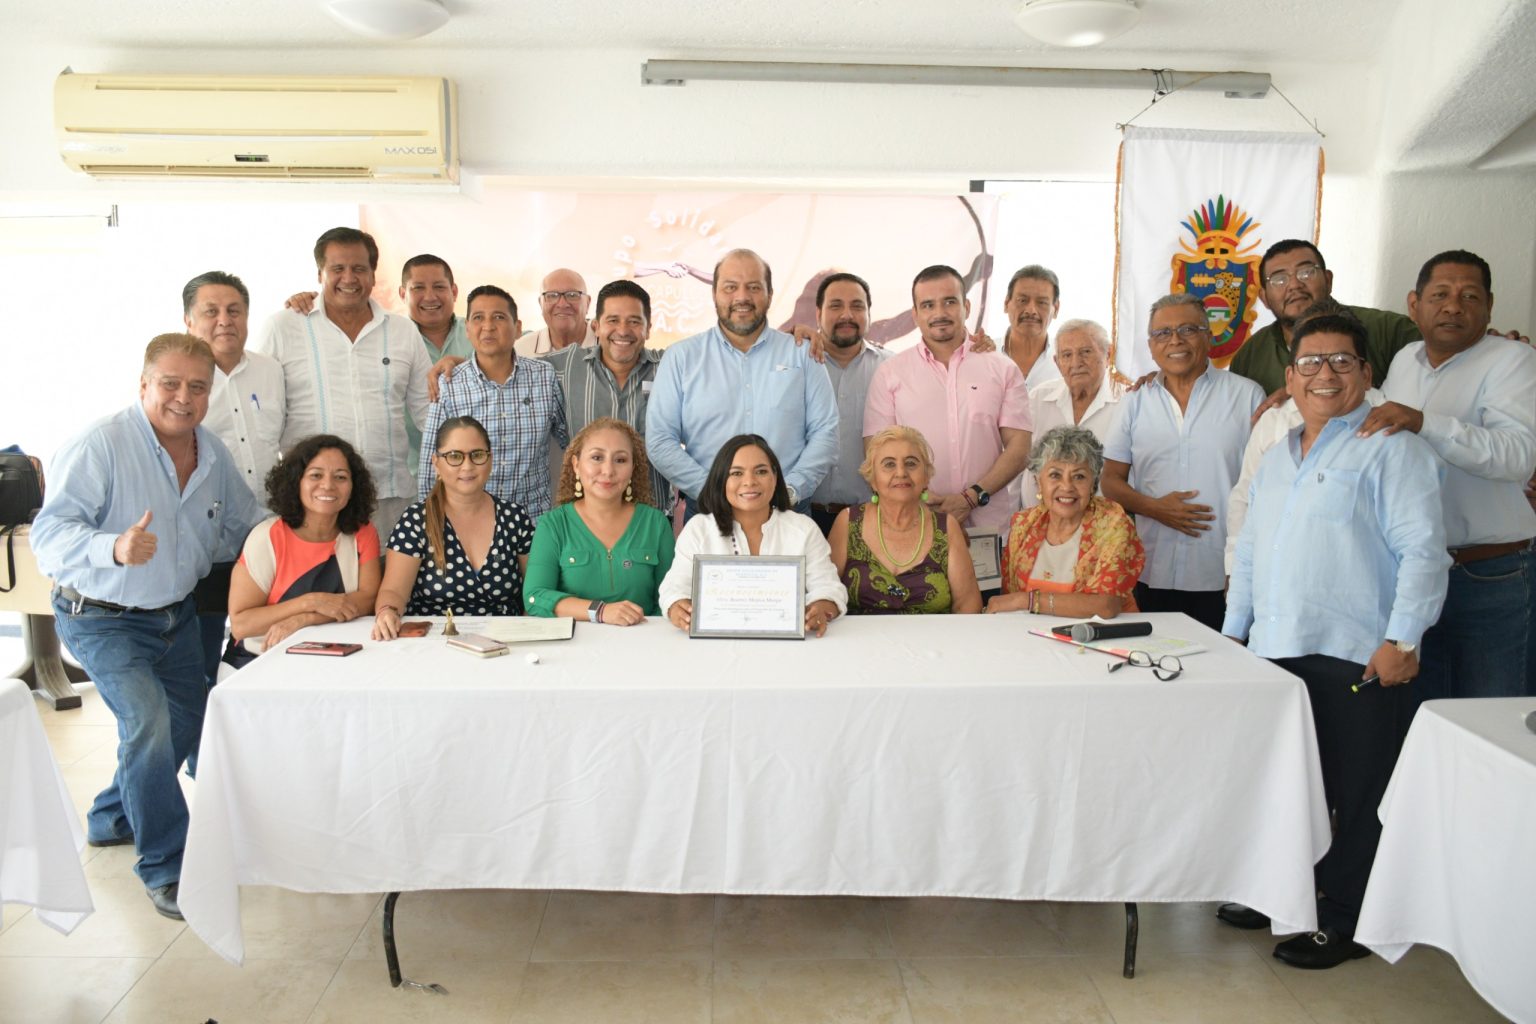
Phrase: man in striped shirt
[{"left": 544, "top": 280, "right": 673, "bottom": 510}]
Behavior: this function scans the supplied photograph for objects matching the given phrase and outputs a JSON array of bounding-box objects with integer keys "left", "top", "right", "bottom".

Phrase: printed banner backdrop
[
  {"left": 363, "top": 191, "right": 999, "bottom": 350},
  {"left": 1112, "top": 127, "right": 1322, "bottom": 380}
]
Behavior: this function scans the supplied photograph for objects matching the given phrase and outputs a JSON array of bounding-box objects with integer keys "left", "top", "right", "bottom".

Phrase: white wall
[{"left": 2, "top": 25, "right": 1532, "bottom": 461}]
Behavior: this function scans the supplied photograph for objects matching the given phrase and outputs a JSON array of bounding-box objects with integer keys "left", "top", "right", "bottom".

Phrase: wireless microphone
[{"left": 1069, "top": 621, "right": 1154, "bottom": 644}]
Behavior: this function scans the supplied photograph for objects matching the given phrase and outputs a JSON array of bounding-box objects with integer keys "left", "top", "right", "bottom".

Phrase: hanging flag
[{"left": 1111, "top": 127, "right": 1323, "bottom": 380}]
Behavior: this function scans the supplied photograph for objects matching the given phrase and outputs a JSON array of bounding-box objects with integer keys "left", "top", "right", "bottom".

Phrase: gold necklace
[{"left": 875, "top": 502, "right": 927, "bottom": 569}]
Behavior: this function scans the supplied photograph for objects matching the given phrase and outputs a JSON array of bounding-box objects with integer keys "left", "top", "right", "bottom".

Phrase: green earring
[
  {"left": 920, "top": 489, "right": 931, "bottom": 503},
  {"left": 869, "top": 493, "right": 879, "bottom": 505}
]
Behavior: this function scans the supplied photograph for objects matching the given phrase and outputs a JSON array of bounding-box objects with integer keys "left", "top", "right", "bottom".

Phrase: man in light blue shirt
[
  {"left": 1223, "top": 313, "right": 1448, "bottom": 970},
  {"left": 646, "top": 248, "right": 838, "bottom": 514},
  {"left": 31, "top": 333, "right": 263, "bottom": 921},
  {"left": 1103, "top": 292, "right": 1264, "bottom": 630}
]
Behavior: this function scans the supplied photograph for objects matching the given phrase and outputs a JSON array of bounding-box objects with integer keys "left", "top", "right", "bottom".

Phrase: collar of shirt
[
  {"left": 313, "top": 297, "right": 388, "bottom": 337},
  {"left": 466, "top": 351, "right": 525, "bottom": 386},
  {"left": 1410, "top": 337, "right": 1488, "bottom": 373},
  {"left": 915, "top": 338, "right": 972, "bottom": 371},
  {"left": 214, "top": 353, "right": 251, "bottom": 381},
  {"left": 130, "top": 402, "right": 219, "bottom": 488},
  {"left": 1054, "top": 374, "right": 1118, "bottom": 420},
  {"left": 1285, "top": 401, "right": 1372, "bottom": 464},
  {"left": 580, "top": 343, "right": 662, "bottom": 370},
  {"left": 708, "top": 323, "right": 785, "bottom": 356}
]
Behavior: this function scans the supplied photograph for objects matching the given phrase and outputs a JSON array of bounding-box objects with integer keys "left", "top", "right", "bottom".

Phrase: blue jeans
[
  {"left": 1414, "top": 545, "right": 1533, "bottom": 703},
  {"left": 52, "top": 593, "right": 205, "bottom": 889}
]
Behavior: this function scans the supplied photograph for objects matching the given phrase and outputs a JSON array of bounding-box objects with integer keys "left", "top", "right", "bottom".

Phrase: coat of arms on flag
[
  {"left": 1169, "top": 195, "right": 1262, "bottom": 362},
  {"left": 1113, "top": 127, "right": 1323, "bottom": 378}
]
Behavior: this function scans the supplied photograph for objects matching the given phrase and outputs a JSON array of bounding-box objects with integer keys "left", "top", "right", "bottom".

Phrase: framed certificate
[
  {"left": 969, "top": 531, "right": 1003, "bottom": 590},
  {"left": 689, "top": 555, "right": 806, "bottom": 640}
]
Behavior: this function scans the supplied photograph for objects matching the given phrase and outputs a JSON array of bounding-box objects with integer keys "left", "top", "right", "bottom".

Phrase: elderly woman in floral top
[
  {"left": 987, "top": 425, "right": 1144, "bottom": 617},
  {"left": 829, "top": 426, "right": 982, "bottom": 614}
]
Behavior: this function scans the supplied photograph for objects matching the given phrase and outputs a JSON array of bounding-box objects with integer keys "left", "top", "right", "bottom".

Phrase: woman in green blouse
[{"left": 524, "top": 417, "right": 675, "bottom": 623}]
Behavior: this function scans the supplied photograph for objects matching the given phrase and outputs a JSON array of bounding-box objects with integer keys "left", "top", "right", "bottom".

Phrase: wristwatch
[
  {"left": 1388, "top": 639, "right": 1417, "bottom": 654},
  {"left": 969, "top": 484, "right": 991, "bottom": 507}
]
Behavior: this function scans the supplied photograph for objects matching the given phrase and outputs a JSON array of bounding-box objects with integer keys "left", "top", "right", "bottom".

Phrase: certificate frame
[
  {"left": 968, "top": 531, "right": 1003, "bottom": 591},
  {"left": 689, "top": 555, "right": 807, "bottom": 640}
]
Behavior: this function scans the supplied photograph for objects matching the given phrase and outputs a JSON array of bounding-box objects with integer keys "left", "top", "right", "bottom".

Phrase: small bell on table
[{"left": 443, "top": 608, "right": 459, "bottom": 637}]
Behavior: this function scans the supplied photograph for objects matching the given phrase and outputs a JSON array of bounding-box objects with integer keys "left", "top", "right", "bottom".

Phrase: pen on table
[{"left": 1351, "top": 675, "right": 1381, "bottom": 693}]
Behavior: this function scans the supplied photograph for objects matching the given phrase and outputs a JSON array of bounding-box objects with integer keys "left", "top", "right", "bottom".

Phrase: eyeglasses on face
[
  {"left": 1265, "top": 264, "right": 1323, "bottom": 289},
  {"left": 437, "top": 448, "right": 491, "bottom": 466},
  {"left": 1148, "top": 324, "right": 1212, "bottom": 343},
  {"left": 1292, "top": 352, "right": 1363, "bottom": 376},
  {"left": 1108, "top": 650, "right": 1183, "bottom": 681},
  {"left": 540, "top": 290, "right": 585, "bottom": 303}
]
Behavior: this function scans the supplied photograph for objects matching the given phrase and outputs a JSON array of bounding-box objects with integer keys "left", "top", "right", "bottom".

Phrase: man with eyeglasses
[
  {"left": 31, "top": 334, "right": 264, "bottom": 921},
  {"left": 417, "top": 285, "right": 569, "bottom": 520},
  {"left": 1223, "top": 312, "right": 1448, "bottom": 969},
  {"left": 1360, "top": 250, "right": 1536, "bottom": 700},
  {"left": 1102, "top": 292, "right": 1264, "bottom": 630},
  {"left": 1229, "top": 240, "right": 1421, "bottom": 399},
  {"left": 514, "top": 268, "right": 599, "bottom": 358},
  {"left": 1224, "top": 299, "right": 1387, "bottom": 577}
]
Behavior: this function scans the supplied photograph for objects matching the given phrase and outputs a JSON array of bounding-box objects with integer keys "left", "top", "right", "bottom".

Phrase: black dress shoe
[
  {"left": 146, "top": 883, "right": 183, "bottom": 921},
  {"left": 1273, "top": 928, "right": 1371, "bottom": 969},
  {"left": 87, "top": 833, "right": 135, "bottom": 848},
  {"left": 1216, "top": 902, "right": 1271, "bottom": 930}
]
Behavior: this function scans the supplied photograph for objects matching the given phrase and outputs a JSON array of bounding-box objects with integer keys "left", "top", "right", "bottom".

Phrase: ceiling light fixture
[
  {"left": 1015, "top": 0, "right": 1141, "bottom": 48},
  {"left": 323, "top": 0, "right": 450, "bottom": 41}
]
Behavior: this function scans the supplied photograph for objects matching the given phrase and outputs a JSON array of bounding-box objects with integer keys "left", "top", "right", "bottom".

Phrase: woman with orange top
[{"left": 987, "top": 425, "right": 1144, "bottom": 618}]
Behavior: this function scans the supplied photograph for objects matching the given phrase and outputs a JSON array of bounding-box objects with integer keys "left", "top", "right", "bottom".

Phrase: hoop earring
[
  {"left": 623, "top": 482, "right": 634, "bottom": 503},
  {"left": 573, "top": 479, "right": 584, "bottom": 499}
]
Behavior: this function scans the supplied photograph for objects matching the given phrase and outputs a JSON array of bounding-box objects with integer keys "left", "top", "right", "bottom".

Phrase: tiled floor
[{"left": 1, "top": 653, "right": 1511, "bottom": 1023}]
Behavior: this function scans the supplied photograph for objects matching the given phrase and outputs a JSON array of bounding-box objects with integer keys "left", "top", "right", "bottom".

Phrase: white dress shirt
[
  {"left": 1382, "top": 338, "right": 1536, "bottom": 547},
  {"left": 253, "top": 300, "right": 431, "bottom": 501},
  {"left": 1224, "top": 388, "right": 1385, "bottom": 574},
  {"left": 202, "top": 352, "right": 286, "bottom": 505},
  {"left": 1019, "top": 375, "right": 1123, "bottom": 508},
  {"left": 658, "top": 508, "right": 848, "bottom": 615}
]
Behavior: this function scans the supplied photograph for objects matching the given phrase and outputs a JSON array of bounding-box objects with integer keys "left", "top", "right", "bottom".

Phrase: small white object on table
[
  {"left": 0, "top": 678, "right": 93, "bottom": 933},
  {"left": 1356, "top": 698, "right": 1536, "bottom": 1024},
  {"left": 179, "top": 613, "right": 1329, "bottom": 965}
]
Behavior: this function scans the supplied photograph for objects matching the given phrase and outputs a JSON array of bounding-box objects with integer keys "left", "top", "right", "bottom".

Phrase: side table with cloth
[
  {"left": 1355, "top": 698, "right": 1536, "bottom": 1023},
  {"left": 180, "top": 613, "right": 1329, "bottom": 971},
  {"left": 0, "top": 678, "right": 93, "bottom": 933}
]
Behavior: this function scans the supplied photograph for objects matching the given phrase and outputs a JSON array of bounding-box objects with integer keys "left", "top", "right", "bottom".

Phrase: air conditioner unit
[{"left": 54, "top": 72, "right": 458, "bottom": 183}]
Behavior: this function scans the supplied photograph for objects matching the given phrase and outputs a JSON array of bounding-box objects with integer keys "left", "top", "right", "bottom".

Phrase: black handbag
[{"left": 0, "top": 452, "right": 44, "bottom": 594}]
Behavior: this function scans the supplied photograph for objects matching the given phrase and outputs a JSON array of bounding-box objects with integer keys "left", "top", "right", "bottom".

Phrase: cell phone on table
[
  {"left": 286, "top": 641, "right": 363, "bottom": 657},
  {"left": 397, "top": 620, "right": 431, "bottom": 638},
  {"left": 446, "top": 633, "right": 509, "bottom": 658}
]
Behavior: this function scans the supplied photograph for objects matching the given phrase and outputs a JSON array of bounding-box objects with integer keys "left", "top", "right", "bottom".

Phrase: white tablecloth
[
  {"left": 1356, "top": 698, "right": 1536, "bottom": 1024},
  {"left": 0, "top": 678, "right": 93, "bottom": 933},
  {"left": 180, "top": 613, "right": 1329, "bottom": 964}
]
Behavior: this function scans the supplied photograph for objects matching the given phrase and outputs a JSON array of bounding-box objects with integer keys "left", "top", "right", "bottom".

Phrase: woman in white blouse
[{"left": 660, "top": 434, "right": 847, "bottom": 636}]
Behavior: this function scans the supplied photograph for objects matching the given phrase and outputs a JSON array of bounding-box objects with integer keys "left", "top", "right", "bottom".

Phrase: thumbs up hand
[{"left": 113, "top": 509, "right": 158, "bottom": 566}]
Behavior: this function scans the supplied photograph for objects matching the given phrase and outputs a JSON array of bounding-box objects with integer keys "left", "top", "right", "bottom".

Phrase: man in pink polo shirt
[{"left": 864, "top": 265, "right": 1033, "bottom": 536}]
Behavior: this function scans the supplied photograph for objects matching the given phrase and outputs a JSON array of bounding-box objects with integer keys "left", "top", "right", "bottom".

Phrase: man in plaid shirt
[{"left": 417, "top": 284, "right": 569, "bottom": 520}]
